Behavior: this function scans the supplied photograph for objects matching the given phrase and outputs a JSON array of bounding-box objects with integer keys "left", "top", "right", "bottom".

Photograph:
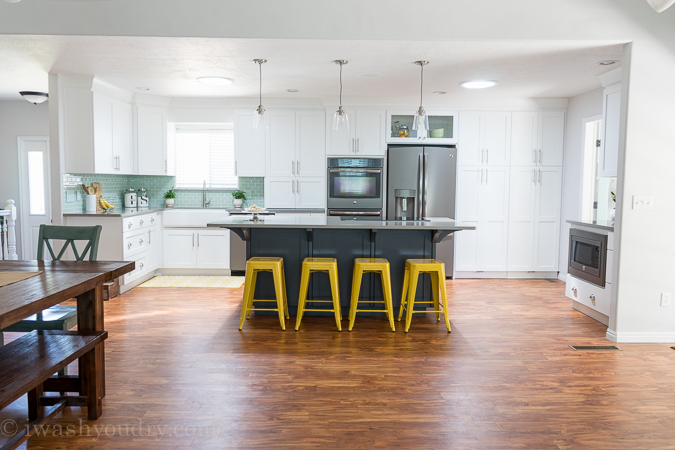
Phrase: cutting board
[{"left": 93, "top": 183, "right": 103, "bottom": 212}]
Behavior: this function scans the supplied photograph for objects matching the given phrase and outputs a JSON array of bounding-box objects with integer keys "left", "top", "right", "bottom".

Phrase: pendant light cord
[
  {"left": 339, "top": 62, "right": 343, "bottom": 107},
  {"left": 419, "top": 63, "right": 424, "bottom": 108},
  {"left": 259, "top": 61, "right": 262, "bottom": 105}
]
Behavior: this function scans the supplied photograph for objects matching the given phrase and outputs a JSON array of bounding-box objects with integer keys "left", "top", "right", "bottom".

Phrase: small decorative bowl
[{"left": 429, "top": 128, "right": 445, "bottom": 138}]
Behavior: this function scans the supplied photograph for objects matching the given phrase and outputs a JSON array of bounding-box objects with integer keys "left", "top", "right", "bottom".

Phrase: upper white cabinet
[
  {"left": 296, "top": 110, "right": 327, "bottom": 177},
  {"left": 511, "top": 111, "right": 565, "bottom": 166},
  {"left": 599, "top": 82, "right": 621, "bottom": 177},
  {"left": 386, "top": 110, "right": 458, "bottom": 145},
  {"left": 234, "top": 109, "right": 267, "bottom": 177},
  {"left": 457, "top": 111, "right": 511, "bottom": 166},
  {"left": 92, "top": 91, "right": 134, "bottom": 174},
  {"left": 135, "top": 104, "right": 168, "bottom": 175},
  {"left": 266, "top": 110, "right": 296, "bottom": 177},
  {"left": 326, "top": 109, "right": 386, "bottom": 156}
]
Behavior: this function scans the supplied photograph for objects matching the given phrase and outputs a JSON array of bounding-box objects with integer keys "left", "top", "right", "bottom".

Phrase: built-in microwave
[
  {"left": 326, "top": 158, "right": 384, "bottom": 212},
  {"left": 568, "top": 228, "right": 608, "bottom": 287}
]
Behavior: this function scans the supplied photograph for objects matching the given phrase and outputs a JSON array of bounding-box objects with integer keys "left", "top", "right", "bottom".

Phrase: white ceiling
[{"left": 0, "top": 35, "right": 624, "bottom": 101}]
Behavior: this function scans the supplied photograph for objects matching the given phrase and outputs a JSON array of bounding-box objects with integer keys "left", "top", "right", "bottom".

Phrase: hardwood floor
[{"left": 2, "top": 279, "right": 675, "bottom": 449}]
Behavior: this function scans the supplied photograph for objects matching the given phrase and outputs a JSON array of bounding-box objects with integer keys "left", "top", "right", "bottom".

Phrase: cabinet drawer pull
[
  {"left": 139, "top": 239, "right": 143, "bottom": 245},
  {"left": 572, "top": 287, "right": 577, "bottom": 297},
  {"left": 151, "top": 218, "right": 155, "bottom": 223},
  {"left": 128, "top": 222, "right": 132, "bottom": 229},
  {"left": 139, "top": 220, "right": 144, "bottom": 226},
  {"left": 140, "top": 263, "right": 144, "bottom": 270},
  {"left": 127, "top": 242, "right": 132, "bottom": 249},
  {"left": 590, "top": 294, "right": 596, "bottom": 302}
]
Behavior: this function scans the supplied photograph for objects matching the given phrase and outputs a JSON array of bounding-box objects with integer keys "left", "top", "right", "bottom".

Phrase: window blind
[{"left": 174, "top": 126, "right": 237, "bottom": 189}]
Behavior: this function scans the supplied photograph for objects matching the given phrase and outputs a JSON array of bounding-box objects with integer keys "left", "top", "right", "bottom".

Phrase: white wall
[
  {"left": 558, "top": 87, "right": 604, "bottom": 278},
  {"left": 0, "top": 100, "right": 50, "bottom": 258}
]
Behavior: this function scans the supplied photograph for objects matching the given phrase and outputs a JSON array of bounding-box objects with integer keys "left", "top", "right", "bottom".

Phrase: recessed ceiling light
[
  {"left": 136, "top": 87, "right": 150, "bottom": 91},
  {"left": 197, "top": 76, "right": 235, "bottom": 86},
  {"left": 433, "top": 91, "right": 447, "bottom": 95},
  {"left": 286, "top": 89, "right": 299, "bottom": 93},
  {"left": 460, "top": 80, "right": 498, "bottom": 89},
  {"left": 598, "top": 60, "right": 619, "bottom": 66}
]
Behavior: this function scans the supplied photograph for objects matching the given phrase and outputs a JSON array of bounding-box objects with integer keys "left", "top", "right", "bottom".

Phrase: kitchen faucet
[{"left": 203, "top": 181, "right": 210, "bottom": 208}]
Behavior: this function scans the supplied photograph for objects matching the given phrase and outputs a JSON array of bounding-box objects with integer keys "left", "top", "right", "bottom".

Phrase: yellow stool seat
[
  {"left": 240, "top": 257, "right": 290, "bottom": 331},
  {"left": 296, "top": 257, "right": 342, "bottom": 331},
  {"left": 398, "top": 259, "right": 451, "bottom": 333},
  {"left": 348, "top": 258, "right": 395, "bottom": 332}
]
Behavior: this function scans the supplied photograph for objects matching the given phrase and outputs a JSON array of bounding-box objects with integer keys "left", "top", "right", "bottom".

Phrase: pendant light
[
  {"left": 20, "top": 91, "right": 48, "bottom": 105},
  {"left": 412, "top": 61, "right": 429, "bottom": 136},
  {"left": 332, "top": 60, "right": 349, "bottom": 131},
  {"left": 253, "top": 59, "right": 267, "bottom": 129}
]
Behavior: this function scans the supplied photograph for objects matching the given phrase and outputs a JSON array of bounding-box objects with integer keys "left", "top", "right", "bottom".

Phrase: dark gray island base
[{"left": 208, "top": 216, "right": 475, "bottom": 317}]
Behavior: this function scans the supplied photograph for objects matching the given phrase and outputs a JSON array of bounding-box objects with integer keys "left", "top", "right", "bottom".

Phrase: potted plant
[
  {"left": 232, "top": 190, "right": 246, "bottom": 209},
  {"left": 164, "top": 186, "right": 176, "bottom": 208},
  {"left": 610, "top": 191, "right": 616, "bottom": 221}
]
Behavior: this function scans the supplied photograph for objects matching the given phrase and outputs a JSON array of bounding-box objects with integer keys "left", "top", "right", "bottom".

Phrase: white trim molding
[{"left": 606, "top": 329, "right": 675, "bottom": 343}]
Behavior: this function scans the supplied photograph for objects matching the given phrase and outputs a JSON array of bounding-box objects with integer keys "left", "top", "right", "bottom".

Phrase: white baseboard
[
  {"left": 558, "top": 273, "right": 567, "bottom": 282},
  {"left": 606, "top": 329, "right": 675, "bottom": 343},
  {"left": 120, "top": 270, "right": 156, "bottom": 294},
  {"left": 454, "top": 271, "right": 558, "bottom": 279},
  {"left": 157, "top": 268, "right": 232, "bottom": 276}
]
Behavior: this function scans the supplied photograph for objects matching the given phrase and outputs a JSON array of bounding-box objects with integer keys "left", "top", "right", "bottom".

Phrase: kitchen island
[{"left": 207, "top": 216, "right": 475, "bottom": 316}]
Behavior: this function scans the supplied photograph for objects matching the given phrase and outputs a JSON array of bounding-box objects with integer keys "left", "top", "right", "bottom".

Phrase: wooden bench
[{"left": 0, "top": 330, "right": 107, "bottom": 450}]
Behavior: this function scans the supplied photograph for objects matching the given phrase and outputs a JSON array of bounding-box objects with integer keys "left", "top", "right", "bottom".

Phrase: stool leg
[
  {"left": 380, "top": 268, "right": 396, "bottom": 332},
  {"left": 246, "top": 270, "right": 259, "bottom": 320},
  {"left": 431, "top": 272, "right": 441, "bottom": 322},
  {"left": 329, "top": 265, "right": 342, "bottom": 331},
  {"left": 440, "top": 265, "right": 451, "bottom": 333},
  {"left": 281, "top": 264, "right": 290, "bottom": 320},
  {"left": 405, "top": 269, "right": 419, "bottom": 333},
  {"left": 295, "top": 266, "right": 310, "bottom": 331},
  {"left": 348, "top": 266, "right": 363, "bottom": 332},
  {"left": 398, "top": 266, "right": 410, "bottom": 321},
  {"left": 239, "top": 269, "right": 255, "bottom": 329},
  {"left": 272, "top": 267, "right": 286, "bottom": 331}
]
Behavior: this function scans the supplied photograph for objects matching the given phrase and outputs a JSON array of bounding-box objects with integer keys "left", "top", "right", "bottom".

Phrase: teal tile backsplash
[{"left": 62, "top": 174, "right": 264, "bottom": 213}]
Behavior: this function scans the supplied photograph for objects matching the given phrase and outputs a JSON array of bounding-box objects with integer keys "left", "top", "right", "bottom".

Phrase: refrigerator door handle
[
  {"left": 417, "top": 153, "right": 424, "bottom": 219},
  {"left": 423, "top": 154, "right": 429, "bottom": 218}
]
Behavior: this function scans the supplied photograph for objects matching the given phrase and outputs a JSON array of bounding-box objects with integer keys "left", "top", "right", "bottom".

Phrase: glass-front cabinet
[{"left": 386, "top": 110, "right": 458, "bottom": 144}]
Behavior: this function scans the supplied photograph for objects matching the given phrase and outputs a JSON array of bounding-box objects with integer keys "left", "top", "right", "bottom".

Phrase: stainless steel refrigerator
[{"left": 386, "top": 145, "right": 457, "bottom": 276}]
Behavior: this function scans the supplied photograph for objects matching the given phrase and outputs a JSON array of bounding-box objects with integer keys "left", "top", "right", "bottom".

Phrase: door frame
[{"left": 17, "top": 136, "right": 52, "bottom": 260}]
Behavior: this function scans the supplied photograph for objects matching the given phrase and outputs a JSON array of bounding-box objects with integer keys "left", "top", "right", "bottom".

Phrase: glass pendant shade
[
  {"left": 412, "top": 106, "right": 428, "bottom": 134},
  {"left": 333, "top": 106, "right": 349, "bottom": 131},
  {"left": 253, "top": 104, "right": 267, "bottom": 129}
]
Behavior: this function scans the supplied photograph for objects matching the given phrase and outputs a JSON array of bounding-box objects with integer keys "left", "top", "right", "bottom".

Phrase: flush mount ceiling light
[
  {"left": 252, "top": 59, "right": 267, "bottom": 129},
  {"left": 136, "top": 87, "right": 150, "bottom": 91},
  {"left": 197, "top": 76, "right": 235, "bottom": 86},
  {"left": 3, "top": 0, "right": 22, "bottom": 3},
  {"left": 412, "top": 61, "right": 429, "bottom": 135},
  {"left": 460, "top": 80, "right": 498, "bottom": 89},
  {"left": 433, "top": 91, "right": 447, "bottom": 95},
  {"left": 646, "top": 0, "right": 675, "bottom": 12},
  {"left": 286, "top": 89, "right": 299, "bottom": 93},
  {"left": 332, "top": 60, "right": 349, "bottom": 131},
  {"left": 19, "top": 91, "right": 48, "bottom": 105},
  {"left": 598, "top": 60, "right": 619, "bottom": 66}
]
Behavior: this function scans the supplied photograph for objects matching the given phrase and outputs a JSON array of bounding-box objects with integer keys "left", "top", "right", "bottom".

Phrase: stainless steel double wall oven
[{"left": 326, "top": 158, "right": 384, "bottom": 217}]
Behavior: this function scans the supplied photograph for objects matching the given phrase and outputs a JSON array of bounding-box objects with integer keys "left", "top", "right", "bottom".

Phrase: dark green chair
[{"left": 0, "top": 225, "right": 103, "bottom": 356}]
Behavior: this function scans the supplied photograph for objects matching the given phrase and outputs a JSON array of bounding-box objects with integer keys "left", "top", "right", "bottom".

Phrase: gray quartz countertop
[
  {"left": 64, "top": 208, "right": 164, "bottom": 218},
  {"left": 207, "top": 216, "right": 475, "bottom": 231},
  {"left": 228, "top": 208, "right": 325, "bottom": 214},
  {"left": 567, "top": 219, "right": 614, "bottom": 231}
]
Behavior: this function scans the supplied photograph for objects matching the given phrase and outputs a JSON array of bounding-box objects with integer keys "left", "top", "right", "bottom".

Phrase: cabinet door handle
[
  {"left": 486, "top": 149, "right": 489, "bottom": 164},
  {"left": 538, "top": 169, "right": 542, "bottom": 184},
  {"left": 356, "top": 138, "right": 359, "bottom": 153},
  {"left": 197, "top": 233, "right": 200, "bottom": 247},
  {"left": 234, "top": 160, "right": 238, "bottom": 175},
  {"left": 292, "top": 161, "right": 295, "bottom": 175},
  {"left": 165, "top": 159, "right": 168, "bottom": 173},
  {"left": 148, "top": 231, "right": 151, "bottom": 245},
  {"left": 296, "top": 160, "right": 300, "bottom": 175},
  {"left": 480, "top": 168, "right": 484, "bottom": 184},
  {"left": 533, "top": 149, "right": 537, "bottom": 163},
  {"left": 539, "top": 149, "right": 543, "bottom": 164},
  {"left": 482, "top": 149, "right": 485, "bottom": 164},
  {"left": 533, "top": 168, "right": 536, "bottom": 183}
]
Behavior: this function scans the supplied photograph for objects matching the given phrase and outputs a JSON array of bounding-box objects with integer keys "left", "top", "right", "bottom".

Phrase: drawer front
[
  {"left": 566, "top": 275, "right": 608, "bottom": 315},
  {"left": 124, "top": 229, "right": 149, "bottom": 257},
  {"left": 124, "top": 216, "right": 141, "bottom": 232},
  {"left": 124, "top": 253, "right": 147, "bottom": 284},
  {"left": 137, "top": 213, "right": 157, "bottom": 229}
]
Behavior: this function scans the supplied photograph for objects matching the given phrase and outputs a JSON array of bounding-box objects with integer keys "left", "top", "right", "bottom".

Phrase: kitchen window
[{"left": 174, "top": 125, "right": 237, "bottom": 189}]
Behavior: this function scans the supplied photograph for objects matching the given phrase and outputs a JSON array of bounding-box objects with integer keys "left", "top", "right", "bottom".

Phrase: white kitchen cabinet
[
  {"left": 511, "top": 111, "right": 565, "bottom": 166},
  {"left": 457, "top": 111, "right": 511, "bottom": 166},
  {"left": 265, "top": 176, "right": 326, "bottom": 209},
  {"left": 234, "top": 109, "right": 267, "bottom": 177},
  {"left": 163, "top": 229, "right": 229, "bottom": 269},
  {"left": 136, "top": 104, "right": 168, "bottom": 175},
  {"left": 265, "top": 177, "right": 295, "bottom": 208},
  {"left": 600, "top": 82, "right": 621, "bottom": 177},
  {"left": 93, "top": 91, "right": 134, "bottom": 174},
  {"left": 296, "top": 177, "right": 327, "bottom": 208},
  {"left": 386, "top": 110, "right": 458, "bottom": 145},
  {"left": 455, "top": 165, "right": 510, "bottom": 274},
  {"left": 507, "top": 167, "right": 562, "bottom": 272},
  {"left": 327, "top": 109, "right": 386, "bottom": 156},
  {"left": 296, "top": 110, "right": 327, "bottom": 177},
  {"left": 266, "top": 110, "right": 296, "bottom": 177}
]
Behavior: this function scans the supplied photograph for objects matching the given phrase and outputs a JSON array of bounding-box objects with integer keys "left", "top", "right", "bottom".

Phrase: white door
[
  {"left": 355, "top": 110, "right": 386, "bottom": 155},
  {"left": 18, "top": 136, "right": 51, "bottom": 260},
  {"left": 234, "top": 110, "right": 266, "bottom": 176},
  {"left": 114, "top": 100, "right": 134, "bottom": 174},
  {"left": 265, "top": 177, "right": 295, "bottom": 208},
  {"left": 326, "top": 107, "right": 355, "bottom": 156},
  {"left": 481, "top": 167, "right": 510, "bottom": 271},
  {"left": 266, "top": 110, "right": 296, "bottom": 177},
  {"left": 457, "top": 111, "right": 483, "bottom": 165},
  {"left": 296, "top": 177, "right": 326, "bottom": 208},
  {"left": 455, "top": 166, "right": 482, "bottom": 271},
  {"left": 163, "top": 230, "right": 197, "bottom": 268},
  {"left": 136, "top": 105, "right": 168, "bottom": 175},
  {"left": 296, "top": 110, "right": 326, "bottom": 177},
  {"left": 484, "top": 111, "right": 511, "bottom": 166},
  {"left": 533, "top": 167, "right": 562, "bottom": 271},
  {"left": 510, "top": 111, "right": 538, "bottom": 166},
  {"left": 196, "top": 230, "right": 230, "bottom": 269},
  {"left": 507, "top": 167, "right": 537, "bottom": 271},
  {"left": 538, "top": 111, "right": 565, "bottom": 166}
]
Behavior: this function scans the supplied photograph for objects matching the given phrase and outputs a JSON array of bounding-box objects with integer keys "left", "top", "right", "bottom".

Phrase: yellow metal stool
[
  {"left": 240, "top": 257, "right": 290, "bottom": 330},
  {"left": 296, "top": 257, "right": 342, "bottom": 331},
  {"left": 398, "top": 259, "right": 451, "bottom": 333},
  {"left": 348, "top": 258, "right": 396, "bottom": 332}
]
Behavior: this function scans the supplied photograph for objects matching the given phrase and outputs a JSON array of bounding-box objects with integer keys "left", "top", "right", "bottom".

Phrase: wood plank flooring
[{"left": 2, "top": 279, "right": 675, "bottom": 449}]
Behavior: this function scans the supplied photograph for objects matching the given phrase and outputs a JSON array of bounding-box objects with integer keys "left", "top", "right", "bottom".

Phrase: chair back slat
[{"left": 37, "top": 225, "right": 102, "bottom": 261}]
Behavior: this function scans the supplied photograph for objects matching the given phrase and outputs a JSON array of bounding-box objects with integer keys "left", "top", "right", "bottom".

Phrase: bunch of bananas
[{"left": 99, "top": 197, "right": 115, "bottom": 210}]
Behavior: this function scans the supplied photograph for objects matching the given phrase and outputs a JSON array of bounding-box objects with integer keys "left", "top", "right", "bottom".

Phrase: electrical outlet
[
  {"left": 633, "top": 195, "right": 654, "bottom": 210},
  {"left": 661, "top": 293, "right": 671, "bottom": 307},
  {"left": 66, "top": 190, "right": 75, "bottom": 203}
]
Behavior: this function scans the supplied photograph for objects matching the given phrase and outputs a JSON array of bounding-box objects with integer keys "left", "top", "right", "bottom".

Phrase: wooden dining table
[{"left": 0, "top": 260, "right": 134, "bottom": 419}]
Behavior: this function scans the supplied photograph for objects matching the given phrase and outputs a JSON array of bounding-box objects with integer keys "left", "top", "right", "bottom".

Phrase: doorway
[
  {"left": 581, "top": 116, "right": 602, "bottom": 223},
  {"left": 18, "top": 136, "right": 51, "bottom": 259}
]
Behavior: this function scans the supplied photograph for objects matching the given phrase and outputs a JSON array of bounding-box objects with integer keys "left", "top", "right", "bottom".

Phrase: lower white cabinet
[
  {"left": 265, "top": 176, "right": 326, "bottom": 209},
  {"left": 163, "top": 229, "right": 230, "bottom": 269}
]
